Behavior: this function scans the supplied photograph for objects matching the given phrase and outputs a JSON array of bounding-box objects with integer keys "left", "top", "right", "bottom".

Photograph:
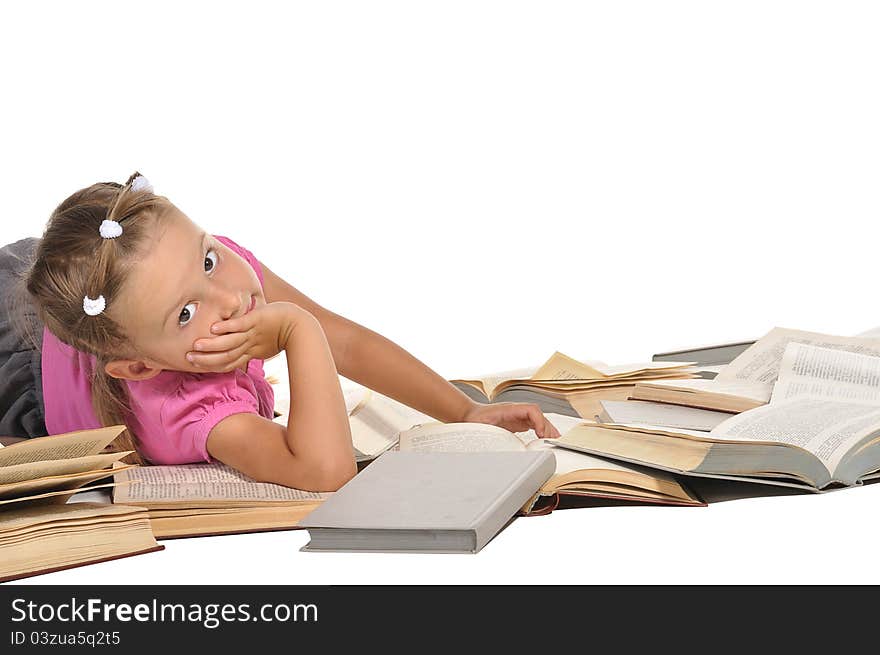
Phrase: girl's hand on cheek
[{"left": 186, "top": 302, "right": 306, "bottom": 373}]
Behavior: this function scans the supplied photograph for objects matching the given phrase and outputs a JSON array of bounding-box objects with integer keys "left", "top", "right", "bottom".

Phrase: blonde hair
[{"left": 23, "top": 172, "right": 174, "bottom": 465}]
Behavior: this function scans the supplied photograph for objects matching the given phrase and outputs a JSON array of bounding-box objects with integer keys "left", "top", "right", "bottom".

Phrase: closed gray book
[
  {"left": 652, "top": 340, "right": 756, "bottom": 367},
  {"left": 298, "top": 450, "right": 555, "bottom": 554}
]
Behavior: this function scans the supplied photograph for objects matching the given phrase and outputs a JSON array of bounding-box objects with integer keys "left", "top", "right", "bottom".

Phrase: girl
[{"left": 0, "top": 172, "right": 560, "bottom": 491}]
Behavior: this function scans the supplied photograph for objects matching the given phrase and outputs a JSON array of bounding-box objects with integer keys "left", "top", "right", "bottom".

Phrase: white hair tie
[
  {"left": 99, "top": 219, "right": 123, "bottom": 238},
  {"left": 83, "top": 295, "right": 106, "bottom": 317},
  {"left": 130, "top": 174, "right": 153, "bottom": 194}
]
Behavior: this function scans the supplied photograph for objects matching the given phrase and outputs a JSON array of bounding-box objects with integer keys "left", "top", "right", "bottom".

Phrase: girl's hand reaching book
[
  {"left": 187, "top": 301, "right": 315, "bottom": 372},
  {"left": 461, "top": 402, "right": 561, "bottom": 439}
]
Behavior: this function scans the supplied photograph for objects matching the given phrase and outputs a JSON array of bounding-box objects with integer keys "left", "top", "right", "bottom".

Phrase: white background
[{"left": 4, "top": 1, "right": 880, "bottom": 585}]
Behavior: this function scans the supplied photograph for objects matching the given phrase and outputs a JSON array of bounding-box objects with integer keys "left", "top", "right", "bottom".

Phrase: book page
[
  {"left": 0, "top": 426, "right": 126, "bottom": 468},
  {"left": 710, "top": 397, "right": 880, "bottom": 475},
  {"left": 636, "top": 377, "right": 773, "bottom": 402},
  {"left": 0, "top": 465, "right": 134, "bottom": 500},
  {"left": 598, "top": 361, "right": 696, "bottom": 376},
  {"left": 0, "top": 482, "right": 122, "bottom": 507},
  {"left": 0, "top": 501, "right": 147, "bottom": 534},
  {"left": 271, "top": 384, "right": 431, "bottom": 460},
  {"left": 348, "top": 391, "right": 433, "bottom": 458},
  {"left": 265, "top": 354, "right": 373, "bottom": 417},
  {"left": 525, "top": 438, "right": 681, "bottom": 481},
  {"left": 531, "top": 352, "right": 608, "bottom": 380},
  {"left": 598, "top": 400, "right": 731, "bottom": 432},
  {"left": 854, "top": 325, "right": 880, "bottom": 338},
  {"left": 0, "top": 451, "right": 131, "bottom": 486},
  {"left": 513, "top": 412, "right": 586, "bottom": 445},
  {"left": 461, "top": 366, "right": 541, "bottom": 398},
  {"left": 772, "top": 342, "right": 880, "bottom": 405},
  {"left": 716, "top": 327, "right": 880, "bottom": 385},
  {"left": 532, "top": 351, "right": 695, "bottom": 381},
  {"left": 113, "top": 463, "right": 328, "bottom": 504},
  {"left": 398, "top": 422, "right": 527, "bottom": 452}
]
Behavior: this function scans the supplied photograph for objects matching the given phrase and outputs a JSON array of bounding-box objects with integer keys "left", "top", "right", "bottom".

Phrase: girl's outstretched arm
[{"left": 260, "top": 263, "right": 560, "bottom": 438}]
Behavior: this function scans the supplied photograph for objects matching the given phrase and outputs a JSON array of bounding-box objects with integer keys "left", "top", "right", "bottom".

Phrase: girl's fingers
[
  {"left": 192, "top": 331, "right": 249, "bottom": 353},
  {"left": 211, "top": 314, "right": 254, "bottom": 335},
  {"left": 526, "top": 405, "right": 545, "bottom": 436},
  {"left": 187, "top": 342, "right": 251, "bottom": 369},
  {"left": 545, "top": 418, "right": 561, "bottom": 439}
]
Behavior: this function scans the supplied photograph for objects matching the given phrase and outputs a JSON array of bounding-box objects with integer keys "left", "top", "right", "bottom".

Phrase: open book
[
  {"left": 112, "top": 462, "right": 329, "bottom": 539},
  {"left": 0, "top": 426, "right": 162, "bottom": 582},
  {"left": 632, "top": 327, "right": 880, "bottom": 413},
  {"left": 397, "top": 414, "right": 703, "bottom": 513},
  {"left": 556, "top": 342, "right": 880, "bottom": 492},
  {"left": 450, "top": 351, "right": 697, "bottom": 418},
  {"left": 266, "top": 355, "right": 432, "bottom": 462}
]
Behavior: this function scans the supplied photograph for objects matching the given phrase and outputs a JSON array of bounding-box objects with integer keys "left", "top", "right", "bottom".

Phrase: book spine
[{"left": 472, "top": 452, "right": 555, "bottom": 550}]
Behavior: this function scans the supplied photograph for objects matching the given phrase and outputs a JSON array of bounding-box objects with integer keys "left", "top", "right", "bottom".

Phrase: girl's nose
[{"left": 215, "top": 287, "right": 242, "bottom": 320}]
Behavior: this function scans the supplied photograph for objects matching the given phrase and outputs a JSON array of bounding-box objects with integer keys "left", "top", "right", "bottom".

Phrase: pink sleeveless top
[{"left": 40, "top": 235, "right": 275, "bottom": 464}]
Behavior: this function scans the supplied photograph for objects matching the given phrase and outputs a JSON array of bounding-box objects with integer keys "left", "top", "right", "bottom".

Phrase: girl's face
[{"left": 106, "top": 206, "right": 265, "bottom": 377}]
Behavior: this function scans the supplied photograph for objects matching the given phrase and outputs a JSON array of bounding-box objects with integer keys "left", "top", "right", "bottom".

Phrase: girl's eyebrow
[{"left": 160, "top": 231, "right": 209, "bottom": 330}]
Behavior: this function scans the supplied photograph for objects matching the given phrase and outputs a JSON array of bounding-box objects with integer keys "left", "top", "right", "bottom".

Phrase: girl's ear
[{"left": 104, "top": 359, "right": 163, "bottom": 381}]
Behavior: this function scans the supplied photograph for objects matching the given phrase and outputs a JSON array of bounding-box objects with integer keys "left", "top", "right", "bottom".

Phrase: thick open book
[
  {"left": 397, "top": 414, "right": 703, "bottom": 512},
  {"left": 632, "top": 327, "right": 880, "bottom": 413},
  {"left": 556, "top": 342, "right": 880, "bottom": 492},
  {"left": 113, "top": 462, "right": 329, "bottom": 539},
  {"left": 450, "top": 351, "right": 697, "bottom": 418},
  {"left": 0, "top": 426, "right": 162, "bottom": 582}
]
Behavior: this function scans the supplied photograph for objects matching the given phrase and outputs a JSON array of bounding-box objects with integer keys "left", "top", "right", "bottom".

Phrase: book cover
[{"left": 298, "top": 450, "right": 555, "bottom": 553}]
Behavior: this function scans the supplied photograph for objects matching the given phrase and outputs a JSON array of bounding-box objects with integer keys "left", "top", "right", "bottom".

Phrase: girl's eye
[
  {"left": 204, "top": 249, "right": 218, "bottom": 273},
  {"left": 178, "top": 302, "right": 197, "bottom": 327}
]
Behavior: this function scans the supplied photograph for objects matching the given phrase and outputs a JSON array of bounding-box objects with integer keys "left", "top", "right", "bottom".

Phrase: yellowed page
[
  {"left": 635, "top": 377, "right": 773, "bottom": 401},
  {"left": 0, "top": 451, "right": 132, "bottom": 486},
  {"left": 599, "top": 361, "right": 697, "bottom": 376},
  {"left": 471, "top": 366, "right": 541, "bottom": 398},
  {"left": 557, "top": 423, "right": 712, "bottom": 472},
  {"left": 113, "top": 462, "right": 328, "bottom": 507},
  {"left": 148, "top": 503, "right": 318, "bottom": 538},
  {"left": 532, "top": 351, "right": 607, "bottom": 380},
  {"left": 0, "top": 481, "right": 122, "bottom": 506},
  {"left": 0, "top": 504, "right": 149, "bottom": 543},
  {"left": 0, "top": 464, "right": 135, "bottom": 500},
  {"left": 532, "top": 351, "right": 695, "bottom": 381},
  {"left": 0, "top": 501, "right": 146, "bottom": 533},
  {"left": 568, "top": 386, "right": 636, "bottom": 419},
  {"left": 0, "top": 426, "right": 126, "bottom": 468}
]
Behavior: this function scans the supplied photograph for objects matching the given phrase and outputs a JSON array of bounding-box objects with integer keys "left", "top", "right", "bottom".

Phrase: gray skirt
[{"left": 0, "top": 237, "right": 47, "bottom": 438}]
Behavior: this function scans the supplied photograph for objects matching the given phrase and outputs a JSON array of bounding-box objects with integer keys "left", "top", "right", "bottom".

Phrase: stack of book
[
  {"left": 0, "top": 426, "right": 163, "bottom": 582},
  {"left": 556, "top": 326, "right": 880, "bottom": 495}
]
